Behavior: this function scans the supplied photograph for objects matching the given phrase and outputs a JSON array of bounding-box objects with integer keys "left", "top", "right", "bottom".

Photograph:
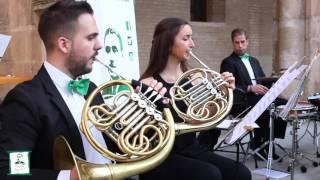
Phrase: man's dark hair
[
  {"left": 231, "top": 28, "right": 248, "bottom": 41},
  {"left": 38, "top": 0, "right": 93, "bottom": 51}
]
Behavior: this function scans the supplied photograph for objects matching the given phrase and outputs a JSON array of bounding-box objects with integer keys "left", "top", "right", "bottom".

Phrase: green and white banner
[{"left": 86, "top": 0, "right": 140, "bottom": 94}]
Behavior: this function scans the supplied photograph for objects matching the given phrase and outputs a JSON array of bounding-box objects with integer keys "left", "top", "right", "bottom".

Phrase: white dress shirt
[
  {"left": 241, "top": 55, "right": 257, "bottom": 85},
  {"left": 44, "top": 61, "right": 111, "bottom": 180}
]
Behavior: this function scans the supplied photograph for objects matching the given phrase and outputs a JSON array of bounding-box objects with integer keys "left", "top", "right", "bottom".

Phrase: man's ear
[{"left": 57, "top": 37, "right": 72, "bottom": 54}]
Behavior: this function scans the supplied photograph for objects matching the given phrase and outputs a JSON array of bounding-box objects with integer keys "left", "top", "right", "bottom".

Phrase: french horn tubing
[
  {"left": 53, "top": 59, "right": 175, "bottom": 180},
  {"left": 171, "top": 51, "right": 233, "bottom": 135}
]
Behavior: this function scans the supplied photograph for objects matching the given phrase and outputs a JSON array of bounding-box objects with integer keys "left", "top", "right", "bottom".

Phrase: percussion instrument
[
  {"left": 253, "top": 76, "right": 279, "bottom": 88},
  {"left": 276, "top": 103, "right": 318, "bottom": 120},
  {"left": 308, "top": 93, "right": 320, "bottom": 110},
  {"left": 253, "top": 76, "right": 279, "bottom": 82}
]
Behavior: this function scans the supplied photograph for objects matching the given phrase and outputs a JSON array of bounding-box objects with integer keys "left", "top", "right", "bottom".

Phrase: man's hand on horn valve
[{"left": 221, "top": 72, "right": 235, "bottom": 90}]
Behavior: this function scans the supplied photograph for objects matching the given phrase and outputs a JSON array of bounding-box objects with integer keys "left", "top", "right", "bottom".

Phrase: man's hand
[
  {"left": 221, "top": 72, "right": 235, "bottom": 90},
  {"left": 249, "top": 84, "right": 268, "bottom": 95}
]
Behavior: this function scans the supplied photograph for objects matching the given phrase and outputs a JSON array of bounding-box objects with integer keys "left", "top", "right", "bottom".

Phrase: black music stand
[
  {"left": 214, "top": 121, "right": 257, "bottom": 165},
  {"left": 212, "top": 88, "right": 253, "bottom": 162}
]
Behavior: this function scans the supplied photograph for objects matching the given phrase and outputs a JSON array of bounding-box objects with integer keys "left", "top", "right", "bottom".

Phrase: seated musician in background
[
  {"left": 139, "top": 17, "right": 251, "bottom": 180},
  {"left": 0, "top": 1, "right": 166, "bottom": 179},
  {"left": 212, "top": 28, "right": 287, "bottom": 160}
]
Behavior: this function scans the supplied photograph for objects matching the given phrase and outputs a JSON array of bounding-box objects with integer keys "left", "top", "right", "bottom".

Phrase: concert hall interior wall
[{"left": 0, "top": 0, "right": 319, "bottom": 100}]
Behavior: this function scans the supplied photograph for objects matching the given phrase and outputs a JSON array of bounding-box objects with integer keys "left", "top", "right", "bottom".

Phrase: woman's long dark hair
[{"left": 140, "top": 17, "right": 190, "bottom": 79}]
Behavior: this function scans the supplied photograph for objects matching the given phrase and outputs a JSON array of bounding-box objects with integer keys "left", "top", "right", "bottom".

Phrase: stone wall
[
  {"left": 0, "top": 0, "right": 44, "bottom": 99},
  {"left": 135, "top": 0, "right": 275, "bottom": 75},
  {"left": 0, "top": 0, "right": 319, "bottom": 99}
]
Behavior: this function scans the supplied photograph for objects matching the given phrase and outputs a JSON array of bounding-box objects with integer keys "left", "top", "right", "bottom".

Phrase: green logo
[{"left": 8, "top": 151, "right": 31, "bottom": 176}]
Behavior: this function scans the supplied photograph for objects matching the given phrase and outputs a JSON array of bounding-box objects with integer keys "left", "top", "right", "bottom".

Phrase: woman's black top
[{"left": 153, "top": 74, "right": 206, "bottom": 156}]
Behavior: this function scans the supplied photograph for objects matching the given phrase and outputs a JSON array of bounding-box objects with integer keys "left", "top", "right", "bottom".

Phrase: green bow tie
[
  {"left": 240, "top": 53, "right": 250, "bottom": 60},
  {"left": 67, "top": 78, "right": 90, "bottom": 96}
]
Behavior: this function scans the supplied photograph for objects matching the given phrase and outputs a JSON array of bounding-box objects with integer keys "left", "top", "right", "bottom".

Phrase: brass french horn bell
[
  {"left": 53, "top": 59, "right": 175, "bottom": 180},
  {"left": 171, "top": 51, "right": 233, "bottom": 135}
]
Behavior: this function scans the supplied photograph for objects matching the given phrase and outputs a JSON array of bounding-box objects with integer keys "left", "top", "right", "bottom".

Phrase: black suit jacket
[
  {"left": 0, "top": 65, "right": 105, "bottom": 179},
  {"left": 221, "top": 52, "right": 265, "bottom": 93}
]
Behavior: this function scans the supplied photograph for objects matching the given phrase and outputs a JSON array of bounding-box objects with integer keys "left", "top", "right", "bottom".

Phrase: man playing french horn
[
  {"left": 0, "top": 1, "right": 170, "bottom": 180},
  {"left": 0, "top": 1, "right": 250, "bottom": 180}
]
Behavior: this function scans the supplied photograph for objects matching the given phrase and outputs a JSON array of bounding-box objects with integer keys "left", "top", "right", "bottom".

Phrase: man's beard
[{"left": 66, "top": 52, "right": 92, "bottom": 78}]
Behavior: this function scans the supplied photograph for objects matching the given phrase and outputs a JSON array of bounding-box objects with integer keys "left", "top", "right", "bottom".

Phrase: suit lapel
[
  {"left": 36, "top": 65, "right": 86, "bottom": 159},
  {"left": 249, "top": 58, "right": 260, "bottom": 78},
  {"left": 232, "top": 53, "right": 253, "bottom": 85}
]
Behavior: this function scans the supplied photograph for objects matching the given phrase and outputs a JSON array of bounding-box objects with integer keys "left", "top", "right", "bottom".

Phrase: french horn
[
  {"left": 53, "top": 59, "right": 175, "bottom": 180},
  {"left": 53, "top": 51, "right": 233, "bottom": 179},
  {"left": 170, "top": 51, "right": 233, "bottom": 135}
]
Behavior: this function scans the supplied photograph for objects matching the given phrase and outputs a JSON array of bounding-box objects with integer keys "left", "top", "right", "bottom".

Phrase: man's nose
[{"left": 95, "top": 40, "right": 103, "bottom": 51}]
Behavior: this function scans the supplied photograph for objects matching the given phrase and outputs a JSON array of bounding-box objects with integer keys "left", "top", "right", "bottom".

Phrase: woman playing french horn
[{"left": 139, "top": 17, "right": 251, "bottom": 180}]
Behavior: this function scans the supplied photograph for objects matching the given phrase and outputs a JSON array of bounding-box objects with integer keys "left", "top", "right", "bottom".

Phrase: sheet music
[
  {"left": 0, "top": 34, "right": 12, "bottom": 61},
  {"left": 216, "top": 119, "right": 239, "bottom": 129},
  {"left": 279, "top": 50, "right": 320, "bottom": 119},
  {"left": 224, "top": 63, "right": 307, "bottom": 144}
]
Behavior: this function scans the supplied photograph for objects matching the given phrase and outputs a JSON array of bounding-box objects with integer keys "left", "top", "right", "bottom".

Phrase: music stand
[
  {"left": 223, "top": 61, "right": 307, "bottom": 179},
  {"left": 278, "top": 49, "right": 320, "bottom": 180},
  {"left": 241, "top": 103, "right": 289, "bottom": 167},
  {"left": 214, "top": 114, "right": 257, "bottom": 165},
  {"left": 0, "top": 33, "right": 11, "bottom": 62}
]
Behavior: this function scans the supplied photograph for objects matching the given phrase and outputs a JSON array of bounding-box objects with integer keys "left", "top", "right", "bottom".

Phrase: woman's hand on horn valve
[
  {"left": 221, "top": 72, "right": 235, "bottom": 90},
  {"left": 140, "top": 77, "right": 170, "bottom": 104}
]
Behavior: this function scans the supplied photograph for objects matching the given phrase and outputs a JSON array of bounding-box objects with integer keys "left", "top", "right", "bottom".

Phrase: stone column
[
  {"left": 277, "top": 0, "right": 305, "bottom": 70},
  {"left": 305, "top": 0, "right": 320, "bottom": 96},
  {"left": 274, "top": 0, "right": 307, "bottom": 99}
]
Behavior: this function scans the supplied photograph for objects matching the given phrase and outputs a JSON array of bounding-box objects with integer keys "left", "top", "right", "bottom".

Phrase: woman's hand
[
  {"left": 140, "top": 77, "right": 167, "bottom": 96},
  {"left": 221, "top": 72, "right": 235, "bottom": 90},
  {"left": 140, "top": 77, "right": 170, "bottom": 104}
]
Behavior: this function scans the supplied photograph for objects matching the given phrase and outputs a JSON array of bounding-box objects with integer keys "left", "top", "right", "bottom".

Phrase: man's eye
[
  {"left": 88, "top": 35, "right": 95, "bottom": 41},
  {"left": 112, "top": 46, "right": 118, "bottom": 53},
  {"left": 105, "top": 46, "right": 111, "bottom": 53}
]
